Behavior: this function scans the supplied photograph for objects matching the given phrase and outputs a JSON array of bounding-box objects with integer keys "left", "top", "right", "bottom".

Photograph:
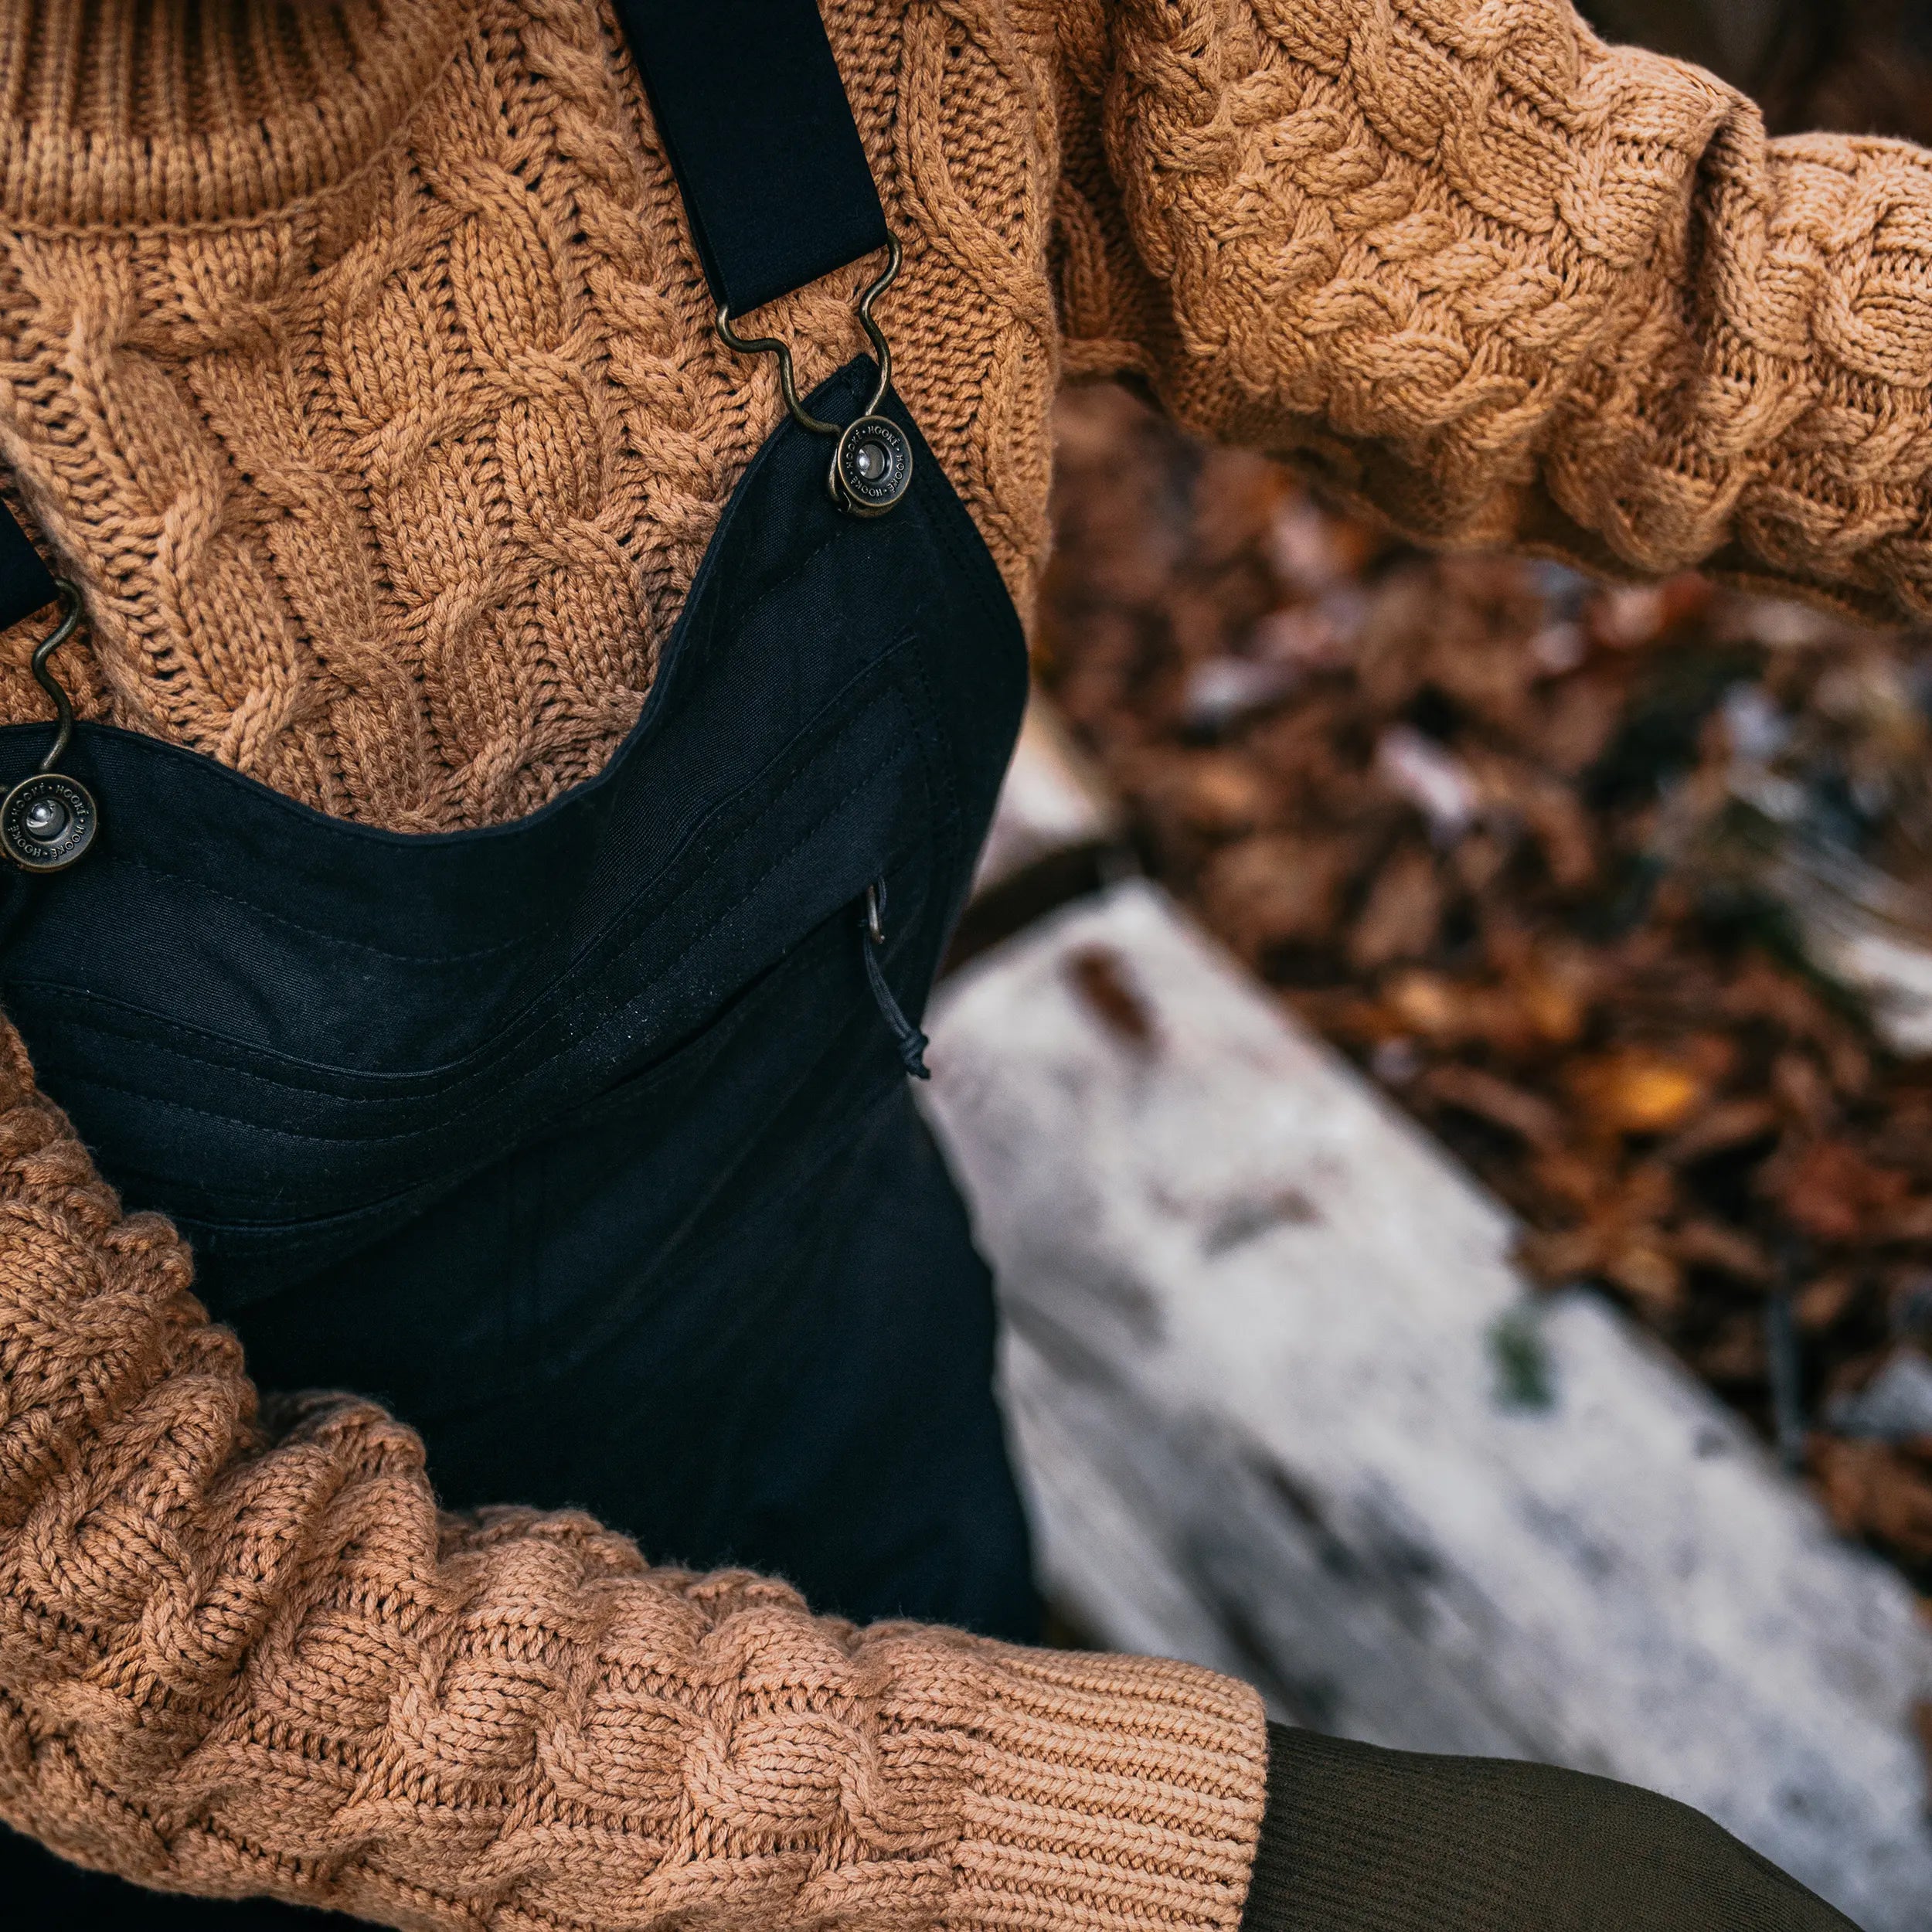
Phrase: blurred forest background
[{"left": 1036, "top": 0, "right": 1932, "bottom": 1600}]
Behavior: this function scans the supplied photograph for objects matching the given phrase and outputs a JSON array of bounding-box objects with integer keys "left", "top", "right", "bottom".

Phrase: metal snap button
[
  {"left": 2, "top": 770, "right": 97, "bottom": 872},
  {"left": 831, "top": 414, "right": 913, "bottom": 518}
]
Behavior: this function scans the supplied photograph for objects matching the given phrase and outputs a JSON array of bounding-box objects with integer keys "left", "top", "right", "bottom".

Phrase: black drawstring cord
[{"left": 860, "top": 879, "right": 929, "bottom": 1079}]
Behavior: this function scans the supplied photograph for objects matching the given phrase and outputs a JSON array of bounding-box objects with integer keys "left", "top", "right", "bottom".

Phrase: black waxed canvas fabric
[
  {"left": 0, "top": 12, "right": 1022, "bottom": 1912},
  {"left": 0, "top": 360, "right": 1037, "bottom": 1927},
  {"left": 0, "top": 358, "right": 1032, "bottom": 1615},
  {"left": 611, "top": 0, "right": 891, "bottom": 316},
  {"left": 0, "top": 486, "right": 56, "bottom": 630}
]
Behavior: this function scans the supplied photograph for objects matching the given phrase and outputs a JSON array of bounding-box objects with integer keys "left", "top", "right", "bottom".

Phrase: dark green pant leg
[{"left": 1241, "top": 1724, "right": 1859, "bottom": 1932}]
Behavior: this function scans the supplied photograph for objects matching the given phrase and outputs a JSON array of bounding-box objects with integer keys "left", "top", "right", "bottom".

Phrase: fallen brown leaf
[
  {"left": 1773, "top": 1140, "right": 1914, "bottom": 1247},
  {"left": 1811, "top": 1436, "right": 1932, "bottom": 1560},
  {"left": 1349, "top": 845, "right": 1444, "bottom": 971},
  {"left": 1567, "top": 1049, "right": 1709, "bottom": 1138},
  {"left": 1199, "top": 832, "right": 1354, "bottom": 961},
  {"left": 1065, "top": 946, "right": 1157, "bottom": 1046},
  {"left": 1672, "top": 1218, "right": 1776, "bottom": 1287},
  {"left": 1422, "top": 1063, "right": 1566, "bottom": 1147}
]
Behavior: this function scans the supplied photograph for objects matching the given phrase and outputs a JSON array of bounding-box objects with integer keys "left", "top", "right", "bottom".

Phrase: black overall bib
[{"left": 2, "top": 6, "right": 1036, "bottom": 1920}]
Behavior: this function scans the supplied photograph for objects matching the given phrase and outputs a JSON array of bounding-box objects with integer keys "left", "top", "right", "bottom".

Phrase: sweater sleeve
[
  {"left": 0, "top": 1015, "right": 1267, "bottom": 1929},
  {"left": 1053, "top": 0, "right": 1932, "bottom": 622}
]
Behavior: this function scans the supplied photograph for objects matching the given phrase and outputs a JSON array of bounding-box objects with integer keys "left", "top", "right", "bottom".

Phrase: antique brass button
[
  {"left": 2, "top": 770, "right": 96, "bottom": 872},
  {"left": 832, "top": 415, "right": 913, "bottom": 517}
]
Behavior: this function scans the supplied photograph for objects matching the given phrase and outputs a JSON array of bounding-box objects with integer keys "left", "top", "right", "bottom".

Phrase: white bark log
[
  {"left": 921, "top": 880, "right": 1932, "bottom": 1931},
  {"left": 969, "top": 694, "right": 1122, "bottom": 898}
]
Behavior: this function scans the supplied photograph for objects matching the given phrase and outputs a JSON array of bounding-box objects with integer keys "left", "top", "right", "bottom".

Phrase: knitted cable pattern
[
  {"left": 1056, "top": 0, "right": 1932, "bottom": 618},
  {"left": 0, "top": 1016, "right": 1266, "bottom": 1926},
  {"left": 7, "top": 2, "right": 1927, "bottom": 829},
  {"left": 0, "top": 0, "right": 1064, "bottom": 831},
  {"left": 3, "top": 0, "right": 1932, "bottom": 1923}
]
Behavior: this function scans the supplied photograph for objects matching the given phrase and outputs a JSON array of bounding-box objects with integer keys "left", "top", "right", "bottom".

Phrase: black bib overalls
[{"left": 1, "top": 7, "right": 1036, "bottom": 1922}]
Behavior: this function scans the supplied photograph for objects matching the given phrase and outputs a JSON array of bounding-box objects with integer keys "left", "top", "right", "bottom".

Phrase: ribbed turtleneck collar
[{"left": 0, "top": 0, "right": 474, "bottom": 227}]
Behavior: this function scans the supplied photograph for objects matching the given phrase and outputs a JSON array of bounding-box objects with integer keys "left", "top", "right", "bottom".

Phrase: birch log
[
  {"left": 920, "top": 880, "right": 1932, "bottom": 1931},
  {"left": 969, "top": 694, "right": 1121, "bottom": 898}
]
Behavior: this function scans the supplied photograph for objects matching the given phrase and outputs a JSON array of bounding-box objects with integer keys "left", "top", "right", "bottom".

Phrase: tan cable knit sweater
[{"left": 2, "top": 0, "right": 1928, "bottom": 1926}]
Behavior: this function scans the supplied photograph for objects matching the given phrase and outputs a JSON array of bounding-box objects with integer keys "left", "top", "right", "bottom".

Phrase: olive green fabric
[{"left": 1242, "top": 1724, "right": 1859, "bottom": 1932}]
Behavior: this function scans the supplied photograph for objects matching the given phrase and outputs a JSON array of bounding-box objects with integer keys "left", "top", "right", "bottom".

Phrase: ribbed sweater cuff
[
  {"left": 902, "top": 1641, "right": 1270, "bottom": 1932},
  {"left": 1236, "top": 1724, "right": 1299, "bottom": 1932}
]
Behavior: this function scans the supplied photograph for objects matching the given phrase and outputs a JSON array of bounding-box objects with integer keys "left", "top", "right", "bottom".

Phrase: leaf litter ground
[{"left": 1041, "top": 379, "right": 1932, "bottom": 1604}]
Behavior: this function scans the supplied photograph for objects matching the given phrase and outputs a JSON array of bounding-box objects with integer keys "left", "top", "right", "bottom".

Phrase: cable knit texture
[
  {"left": 0, "top": 1019, "right": 1267, "bottom": 1926},
  {"left": 6, "top": 0, "right": 1932, "bottom": 826},
  {"left": 1053, "top": 0, "right": 1932, "bottom": 617},
  {"left": 2, "top": 0, "right": 1930, "bottom": 1923}
]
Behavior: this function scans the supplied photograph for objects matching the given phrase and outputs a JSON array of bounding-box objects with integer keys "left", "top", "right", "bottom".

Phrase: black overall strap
[
  {"left": 611, "top": 1, "right": 889, "bottom": 318},
  {"left": 0, "top": 498, "right": 56, "bottom": 633}
]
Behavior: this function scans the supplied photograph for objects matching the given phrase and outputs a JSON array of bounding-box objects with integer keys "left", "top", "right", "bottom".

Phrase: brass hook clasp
[
  {"left": 716, "top": 235, "right": 913, "bottom": 517},
  {"left": 2, "top": 579, "right": 97, "bottom": 872},
  {"left": 29, "top": 580, "right": 82, "bottom": 774}
]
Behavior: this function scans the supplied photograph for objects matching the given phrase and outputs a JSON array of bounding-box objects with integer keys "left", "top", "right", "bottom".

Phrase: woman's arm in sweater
[
  {"left": 1055, "top": 0, "right": 1932, "bottom": 621},
  {"left": 0, "top": 1015, "right": 1265, "bottom": 1929}
]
